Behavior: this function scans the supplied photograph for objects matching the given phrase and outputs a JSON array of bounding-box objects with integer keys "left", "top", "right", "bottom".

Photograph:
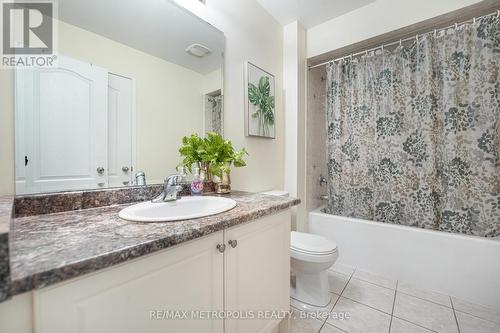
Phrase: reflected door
[
  {"left": 15, "top": 56, "right": 108, "bottom": 194},
  {"left": 107, "top": 74, "right": 133, "bottom": 187}
]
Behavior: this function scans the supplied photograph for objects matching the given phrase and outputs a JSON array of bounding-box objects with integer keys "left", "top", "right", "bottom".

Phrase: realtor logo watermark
[{"left": 1, "top": 0, "right": 57, "bottom": 68}]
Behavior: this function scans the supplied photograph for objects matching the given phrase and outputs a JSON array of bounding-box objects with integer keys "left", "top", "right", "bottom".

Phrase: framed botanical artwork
[{"left": 244, "top": 61, "right": 275, "bottom": 138}]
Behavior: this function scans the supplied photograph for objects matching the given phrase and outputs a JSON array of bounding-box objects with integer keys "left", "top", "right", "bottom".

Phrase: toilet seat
[{"left": 291, "top": 231, "right": 337, "bottom": 255}]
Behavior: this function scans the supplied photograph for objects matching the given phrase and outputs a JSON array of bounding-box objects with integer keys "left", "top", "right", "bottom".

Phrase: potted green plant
[
  {"left": 178, "top": 133, "right": 211, "bottom": 179},
  {"left": 178, "top": 133, "right": 248, "bottom": 193},
  {"left": 201, "top": 132, "right": 248, "bottom": 194}
]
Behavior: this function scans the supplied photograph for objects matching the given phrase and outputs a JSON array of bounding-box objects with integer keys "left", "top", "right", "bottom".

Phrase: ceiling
[
  {"left": 255, "top": 0, "right": 375, "bottom": 28},
  {"left": 59, "top": 0, "right": 224, "bottom": 74}
]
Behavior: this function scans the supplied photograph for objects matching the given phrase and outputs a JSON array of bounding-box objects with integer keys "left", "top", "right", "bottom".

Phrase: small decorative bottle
[{"left": 190, "top": 167, "right": 203, "bottom": 195}]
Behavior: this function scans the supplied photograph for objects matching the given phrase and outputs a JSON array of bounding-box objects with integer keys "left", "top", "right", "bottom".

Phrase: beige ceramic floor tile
[
  {"left": 455, "top": 310, "right": 500, "bottom": 333},
  {"left": 342, "top": 278, "right": 395, "bottom": 314},
  {"left": 393, "top": 292, "right": 458, "bottom": 333},
  {"left": 390, "top": 317, "right": 434, "bottom": 333},
  {"left": 290, "top": 308, "right": 324, "bottom": 333},
  {"left": 328, "top": 271, "right": 350, "bottom": 295},
  {"left": 328, "top": 297, "right": 391, "bottom": 333},
  {"left": 398, "top": 280, "right": 452, "bottom": 307},
  {"left": 291, "top": 293, "right": 339, "bottom": 314},
  {"left": 451, "top": 297, "right": 500, "bottom": 325},
  {"left": 319, "top": 322, "right": 346, "bottom": 333}
]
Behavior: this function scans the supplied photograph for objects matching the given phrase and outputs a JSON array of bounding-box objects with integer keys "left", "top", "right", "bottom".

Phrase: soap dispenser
[{"left": 190, "top": 167, "right": 203, "bottom": 195}]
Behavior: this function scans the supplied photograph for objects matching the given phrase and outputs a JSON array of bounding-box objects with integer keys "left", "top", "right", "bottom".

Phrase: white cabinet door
[
  {"left": 107, "top": 73, "right": 133, "bottom": 187},
  {"left": 34, "top": 232, "right": 224, "bottom": 333},
  {"left": 224, "top": 211, "right": 291, "bottom": 333},
  {"left": 15, "top": 55, "right": 108, "bottom": 193}
]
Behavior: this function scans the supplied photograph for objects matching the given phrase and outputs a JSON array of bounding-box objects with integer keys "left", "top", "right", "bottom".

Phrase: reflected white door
[
  {"left": 15, "top": 55, "right": 108, "bottom": 193},
  {"left": 107, "top": 74, "right": 133, "bottom": 187}
]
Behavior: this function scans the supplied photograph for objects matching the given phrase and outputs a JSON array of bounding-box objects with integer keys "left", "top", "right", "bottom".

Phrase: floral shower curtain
[{"left": 325, "top": 15, "right": 500, "bottom": 237}]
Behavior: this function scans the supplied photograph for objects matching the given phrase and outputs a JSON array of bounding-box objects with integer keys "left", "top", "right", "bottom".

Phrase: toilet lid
[{"left": 291, "top": 231, "right": 337, "bottom": 255}]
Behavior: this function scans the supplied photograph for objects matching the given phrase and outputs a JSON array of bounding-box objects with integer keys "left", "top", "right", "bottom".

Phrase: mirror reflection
[{"left": 14, "top": 0, "right": 224, "bottom": 195}]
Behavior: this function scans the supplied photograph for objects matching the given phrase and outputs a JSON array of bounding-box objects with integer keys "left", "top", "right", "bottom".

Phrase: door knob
[
  {"left": 122, "top": 166, "right": 130, "bottom": 172},
  {"left": 228, "top": 240, "right": 238, "bottom": 248},
  {"left": 216, "top": 244, "right": 226, "bottom": 253},
  {"left": 97, "top": 167, "right": 105, "bottom": 175}
]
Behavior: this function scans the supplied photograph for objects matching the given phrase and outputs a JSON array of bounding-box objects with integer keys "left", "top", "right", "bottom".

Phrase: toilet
[
  {"left": 290, "top": 231, "right": 338, "bottom": 306},
  {"left": 261, "top": 191, "right": 338, "bottom": 307}
]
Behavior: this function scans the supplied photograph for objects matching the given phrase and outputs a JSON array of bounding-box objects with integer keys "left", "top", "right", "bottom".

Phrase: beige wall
[
  {"left": 173, "top": 0, "right": 285, "bottom": 193},
  {"left": 0, "top": 19, "right": 218, "bottom": 194}
]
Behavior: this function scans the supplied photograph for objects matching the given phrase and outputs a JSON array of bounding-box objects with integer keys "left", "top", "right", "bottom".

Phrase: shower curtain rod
[{"left": 308, "top": 9, "right": 500, "bottom": 70}]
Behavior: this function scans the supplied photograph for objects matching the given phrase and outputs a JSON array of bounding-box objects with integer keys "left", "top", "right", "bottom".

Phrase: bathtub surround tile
[
  {"left": 455, "top": 310, "right": 500, "bottom": 333},
  {"left": 342, "top": 278, "right": 395, "bottom": 314},
  {"left": 451, "top": 297, "right": 500, "bottom": 325},
  {"left": 291, "top": 293, "right": 339, "bottom": 314},
  {"left": 352, "top": 270, "right": 397, "bottom": 290},
  {"left": 328, "top": 271, "right": 350, "bottom": 295},
  {"left": 390, "top": 317, "right": 434, "bottom": 333},
  {"left": 394, "top": 292, "right": 458, "bottom": 333},
  {"left": 306, "top": 66, "right": 328, "bottom": 212},
  {"left": 330, "top": 264, "right": 355, "bottom": 277},
  {"left": 328, "top": 297, "right": 391, "bottom": 333},
  {"left": 397, "top": 281, "right": 452, "bottom": 307},
  {"left": 9, "top": 191, "right": 300, "bottom": 296}
]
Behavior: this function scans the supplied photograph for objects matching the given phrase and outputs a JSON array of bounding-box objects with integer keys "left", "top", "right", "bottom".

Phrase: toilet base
[{"left": 290, "top": 269, "right": 330, "bottom": 307}]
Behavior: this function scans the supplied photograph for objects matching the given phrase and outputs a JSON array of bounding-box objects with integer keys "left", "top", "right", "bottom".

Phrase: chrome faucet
[
  {"left": 319, "top": 175, "right": 327, "bottom": 187},
  {"left": 152, "top": 174, "right": 184, "bottom": 203}
]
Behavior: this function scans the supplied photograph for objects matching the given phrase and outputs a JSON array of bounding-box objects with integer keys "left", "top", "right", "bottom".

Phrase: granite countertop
[
  {"left": 0, "top": 196, "right": 13, "bottom": 234},
  {"left": 0, "top": 196, "right": 13, "bottom": 302},
  {"left": 9, "top": 191, "right": 300, "bottom": 296}
]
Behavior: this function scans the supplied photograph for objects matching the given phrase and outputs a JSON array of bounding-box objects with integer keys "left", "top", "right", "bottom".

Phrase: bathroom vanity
[{"left": 0, "top": 188, "right": 299, "bottom": 333}]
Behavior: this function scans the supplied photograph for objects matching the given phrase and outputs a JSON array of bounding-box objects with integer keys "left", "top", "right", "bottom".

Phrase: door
[
  {"left": 34, "top": 232, "right": 225, "bottom": 333},
  {"left": 107, "top": 73, "right": 133, "bottom": 187},
  {"left": 224, "top": 211, "right": 291, "bottom": 333},
  {"left": 15, "top": 55, "right": 108, "bottom": 193}
]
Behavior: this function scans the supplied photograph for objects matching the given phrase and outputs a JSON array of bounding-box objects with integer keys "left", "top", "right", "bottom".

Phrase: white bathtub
[{"left": 308, "top": 207, "right": 500, "bottom": 311}]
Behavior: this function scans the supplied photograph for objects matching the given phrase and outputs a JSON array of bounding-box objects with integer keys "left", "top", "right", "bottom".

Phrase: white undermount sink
[{"left": 118, "top": 196, "right": 237, "bottom": 222}]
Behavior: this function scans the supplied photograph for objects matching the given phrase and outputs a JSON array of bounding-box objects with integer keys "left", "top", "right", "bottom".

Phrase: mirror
[{"left": 13, "top": 0, "right": 224, "bottom": 194}]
